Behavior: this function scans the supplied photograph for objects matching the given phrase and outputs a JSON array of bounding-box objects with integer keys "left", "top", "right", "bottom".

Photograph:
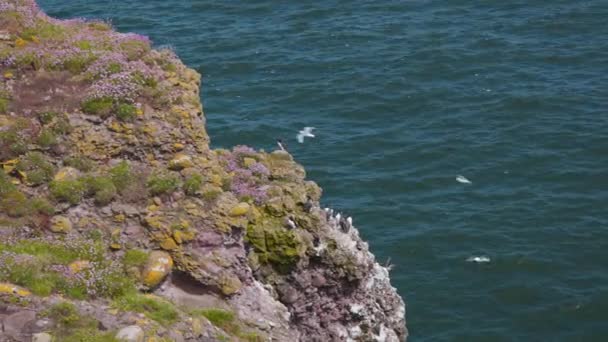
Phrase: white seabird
[
  {"left": 466, "top": 256, "right": 490, "bottom": 263},
  {"left": 297, "top": 127, "right": 315, "bottom": 143},
  {"left": 456, "top": 175, "right": 472, "bottom": 184}
]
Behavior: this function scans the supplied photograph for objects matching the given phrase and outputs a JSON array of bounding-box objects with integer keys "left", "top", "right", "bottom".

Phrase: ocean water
[{"left": 37, "top": 1, "right": 608, "bottom": 340}]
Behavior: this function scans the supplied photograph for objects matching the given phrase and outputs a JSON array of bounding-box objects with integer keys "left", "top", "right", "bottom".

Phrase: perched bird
[
  {"left": 297, "top": 127, "right": 315, "bottom": 143},
  {"left": 285, "top": 216, "right": 296, "bottom": 230},
  {"left": 456, "top": 175, "right": 472, "bottom": 184},
  {"left": 339, "top": 216, "right": 350, "bottom": 233},
  {"left": 302, "top": 196, "right": 314, "bottom": 213},
  {"left": 347, "top": 216, "right": 352, "bottom": 226},
  {"left": 276, "top": 139, "right": 287, "bottom": 152},
  {"left": 335, "top": 213, "right": 341, "bottom": 223}
]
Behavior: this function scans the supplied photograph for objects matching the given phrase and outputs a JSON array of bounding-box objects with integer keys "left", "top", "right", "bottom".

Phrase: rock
[
  {"left": 160, "top": 237, "right": 178, "bottom": 250},
  {"left": 53, "top": 167, "right": 80, "bottom": 181},
  {"left": 50, "top": 216, "right": 72, "bottom": 233},
  {"left": 142, "top": 251, "right": 173, "bottom": 288},
  {"left": 32, "top": 333, "right": 53, "bottom": 342},
  {"left": 167, "top": 330, "right": 185, "bottom": 342},
  {"left": 116, "top": 325, "right": 144, "bottom": 342},
  {"left": 168, "top": 153, "right": 193, "bottom": 170},
  {"left": 229, "top": 202, "right": 250, "bottom": 216},
  {"left": 219, "top": 273, "right": 242, "bottom": 296},
  {"left": 3, "top": 310, "right": 36, "bottom": 341}
]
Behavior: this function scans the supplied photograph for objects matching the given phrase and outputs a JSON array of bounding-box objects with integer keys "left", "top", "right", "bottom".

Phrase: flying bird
[
  {"left": 456, "top": 175, "right": 472, "bottom": 184},
  {"left": 466, "top": 256, "right": 490, "bottom": 263},
  {"left": 297, "top": 127, "right": 315, "bottom": 143}
]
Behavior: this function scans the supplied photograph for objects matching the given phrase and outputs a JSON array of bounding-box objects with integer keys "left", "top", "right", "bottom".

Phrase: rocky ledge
[{"left": 0, "top": 1, "right": 406, "bottom": 341}]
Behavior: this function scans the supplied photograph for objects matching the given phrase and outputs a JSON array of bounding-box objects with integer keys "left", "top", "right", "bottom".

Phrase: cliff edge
[{"left": 0, "top": 1, "right": 406, "bottom": 341}]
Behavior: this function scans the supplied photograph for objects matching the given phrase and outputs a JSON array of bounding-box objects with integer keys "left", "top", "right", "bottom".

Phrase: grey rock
[
  {"left": 116, "top": 325, "right": 144, "bottom": 342},
  {"left": 32, "top": 333, "right": 53, "bottom": 342},
  {"left": 3, "top": 310, "right": 36, "bottom": 341}
]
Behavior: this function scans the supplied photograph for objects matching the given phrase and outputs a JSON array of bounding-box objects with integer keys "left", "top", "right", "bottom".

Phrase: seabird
[
  {"left": 456, "top": 175, "right": 472, "bottom": 184},
  {"left": 339, "top": 216, "right": 350, "bottom": 233},
  {"left": 285, "top": 217, "right": 296, "bottom": 230},
  {"left": 303, "top": 197, "right": 313, "bottom": 213},
  {"left": 297, "top": 127, "right": 315, "bottom": 143},
  {"left": 335, "top": 213, "right": 341, "bottom": 223},
  {"left": 466, "top": 256, "right": 490, "bottom": 263},
  {"left": 276, "top": 139, "right": 287, "bottom": 151}
]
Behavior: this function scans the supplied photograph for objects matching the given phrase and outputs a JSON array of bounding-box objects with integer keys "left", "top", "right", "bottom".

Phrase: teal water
[{"left": 38, "top": 1, "right": 608, "bottom": 340}]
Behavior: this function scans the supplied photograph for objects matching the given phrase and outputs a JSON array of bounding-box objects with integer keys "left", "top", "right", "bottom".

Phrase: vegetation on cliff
[{"left": 0, "top": 0, "right": 406, "bottom": 341}]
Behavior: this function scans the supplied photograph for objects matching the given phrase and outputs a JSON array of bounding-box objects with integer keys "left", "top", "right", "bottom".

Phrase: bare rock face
[{"left": 0, "top": 1, "right": 406, "bottom": 341}]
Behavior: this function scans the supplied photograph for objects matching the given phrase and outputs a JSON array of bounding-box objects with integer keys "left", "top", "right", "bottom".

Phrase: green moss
[
  {"left": 246, "top": 220, "right": 302, "bottom": 273},
  {"left": 82, "top": 97, "right": 113, "bottom": 117},
  {"left": 43, "top": 302, "right": 118, "bottom": 341},
  {"left": 183, "top": 174, "right": 203, "bottom": 196},
  {"left": 37, "top": 129, "right": 58, "bottom": 148},
  {"left": 113, "top": 293, "right": 178, "bottom": 325},
  {"left": 123, "top": 249, "right": 149, "bottom": 268},
  {"left": 64, "top": 155, "right": 95, "bottom": 172},
  {"left": 116, "top": 102, "right": 137, "bottom": 121},
  {"left": 147, "top": 173, "right": 181, "bottom": 196},
  {"left": 16, "top": 152, "right": 55, "bottom": 185},
  {"left": 50, "top": 179, "right": 86, "bottom": 205}
]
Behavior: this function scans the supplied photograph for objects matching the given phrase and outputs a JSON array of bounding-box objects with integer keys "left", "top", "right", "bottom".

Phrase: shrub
[
  {"left": 83, "top": 176, "right": 117, "bottom": 206},
  {"left": 183, "top": 174, "right": 203, "bottom": 196},
  {"left": 109, "top": 161, "right": 132, "bottom": 191},
  {"left": 50, "top": 179, "right": 86, "bottom": 205},
  {"left": 147, "top": 174, "right": 180, "bottom": 196},
  {"left": 37, "top": 129, "right": 58, "bottom": 148},
  {"left": 0, "top": 190, "right": 29, "bottom": 217},
  {"left": 16, "top": 152, "right": 55, "bottom": 185},
  {"left": 38, "top": 111, "right": 57, "bottom": 125},
  {"left": 64, "top": 156, "right": 94, "bottom": 172}
]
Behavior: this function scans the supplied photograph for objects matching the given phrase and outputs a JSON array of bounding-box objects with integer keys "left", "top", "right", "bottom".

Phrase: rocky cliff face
[{"left": 0, "top": 1, "right": 406, "bottom": 341}]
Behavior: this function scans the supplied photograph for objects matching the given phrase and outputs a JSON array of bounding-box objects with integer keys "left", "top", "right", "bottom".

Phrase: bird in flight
[{"left": 297, "top": 127, "right": 315, "bottom": 143}]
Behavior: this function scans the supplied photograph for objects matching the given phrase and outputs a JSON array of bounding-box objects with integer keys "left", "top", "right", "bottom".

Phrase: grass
[
  {"left": 43, "top": 302, "right": 119, "bottom": 341},
  {"left": 0, "top": 98, "right": 8, "bottom": 114},
  {"left": 82, "top": 97, "right": 113, "bottom": 117},
  {"left": 38, "top": 111, "right": 57, "bottom": 125},
  {"left": 116, "top": 102, "right": 137, "bottom": 121},
  {"left": 109, "top": 161, "right": 132, "bottom": 191},
  {"left": 113, "top": 293, "right": 179, "bottom": 325},
  {"left": 183, "top": 174, "right": 203, "bottom": 196},
  {"left": 83, "top": 176, "right": 117, "bottom": 206},
  {"left": 123, "top": 249, "right": 149, "bottom": 268},
  {"left": 147, "top": 173, "right": 181, "bottom": 196},
  {"left": 37, "top": 129, "right": 58, "bottom": 148}
]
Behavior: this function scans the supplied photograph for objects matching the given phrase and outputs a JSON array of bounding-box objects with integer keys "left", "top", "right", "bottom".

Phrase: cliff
[{"left": 0, "top": 1, "right": 406, "bottom": 341}]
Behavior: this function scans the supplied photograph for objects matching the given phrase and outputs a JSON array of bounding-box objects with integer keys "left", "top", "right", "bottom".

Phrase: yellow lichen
[{"left": 0, "top": 283, "right": 31, "bottom": 297}]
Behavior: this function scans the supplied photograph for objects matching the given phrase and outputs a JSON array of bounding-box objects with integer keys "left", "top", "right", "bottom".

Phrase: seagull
[
  {"left": 276, "top": 139, "right": 287, "bottom": 151},
  {"left": 297, "top": 127, "right": 315, "bottom": 143},
  {"left": 466, "top": 256, "right": 490, "bottom": 263},
  {"left": 285, "top": 217, "right": 296, "bottom": 230},
  {"left": 456, "top": 175, "right": 472, "bottom": 184}
]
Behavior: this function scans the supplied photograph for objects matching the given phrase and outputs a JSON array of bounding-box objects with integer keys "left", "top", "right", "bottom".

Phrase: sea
[{"left": 37, "top": 1, "right": 608, "bottom": 340}]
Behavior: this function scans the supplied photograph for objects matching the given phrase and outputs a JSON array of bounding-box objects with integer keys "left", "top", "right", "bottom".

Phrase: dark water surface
[{"left": 38, "top": 1, "right": 608, "bottom": 340}]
